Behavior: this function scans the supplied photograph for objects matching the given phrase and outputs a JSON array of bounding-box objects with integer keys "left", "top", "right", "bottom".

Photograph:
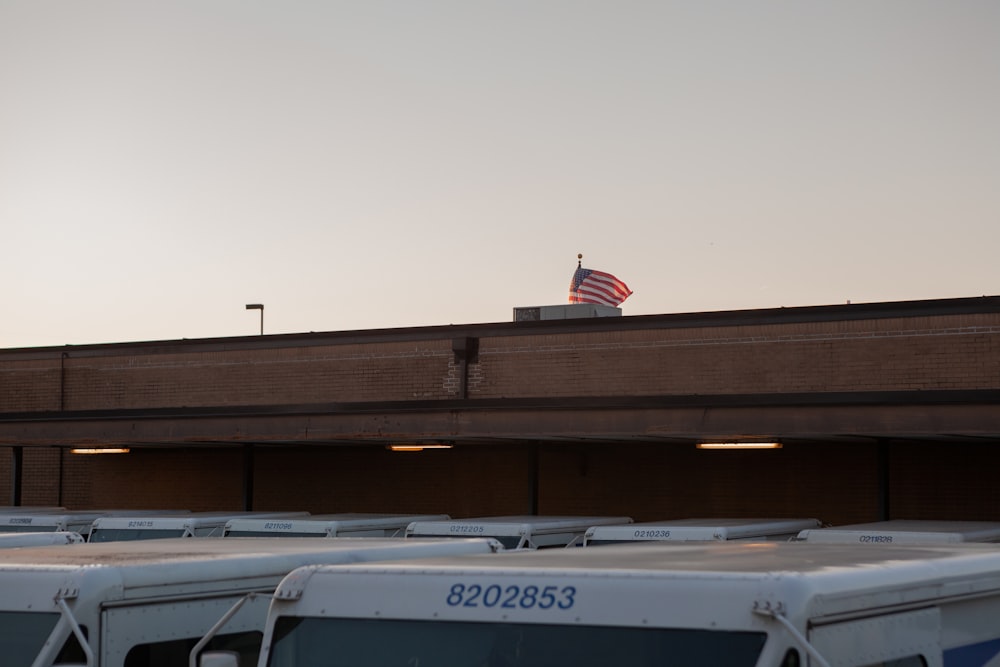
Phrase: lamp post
[{"left": 245, "top": 304, "right": 264, "bottom": 335}]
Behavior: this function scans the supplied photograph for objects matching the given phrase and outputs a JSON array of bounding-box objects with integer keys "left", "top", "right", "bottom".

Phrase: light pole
[{"left": 245, "top": 303, "right": 263, "bottom": 335}]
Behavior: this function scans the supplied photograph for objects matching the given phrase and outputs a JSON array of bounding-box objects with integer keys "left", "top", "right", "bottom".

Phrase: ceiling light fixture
[
  {"left": 70, "top": 447, "right": 131, "bottom": 455},
  {"left": 696, "top": 442, "right": 783, "bottom": 450},
  {"left": 387, "top": 444, "right": 454, "bottom": 452}
]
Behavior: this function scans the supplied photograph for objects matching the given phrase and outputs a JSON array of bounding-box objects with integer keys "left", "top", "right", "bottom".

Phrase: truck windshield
[
  {"left": 89, "top": 528, "right": 186, "bottom": 541},
  {"left": 411, "top": 534, "right": 525, "bottom": 549},
  {"left": 225, "top": 530, "right": 324, "bottom": 538},
  {"left": 0, "top": 525, "right": 61, "bottom": 533},
  {"left": 0, "top": 611, "right": 60, "bottom": 667},
  {"left": 266, "top": 617, "right": 767, "bottom": 667}
]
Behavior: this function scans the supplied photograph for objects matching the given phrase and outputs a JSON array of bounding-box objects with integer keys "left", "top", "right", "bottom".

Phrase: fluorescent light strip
[
  {"left": 696, "top": 442, "right": 782, "bottom": 450},
  {"left": 70, "top": 447, "right": 131, "bottom": 455},
  {"left": 387, "top": 444, "right": 454, "bottom": 452}
]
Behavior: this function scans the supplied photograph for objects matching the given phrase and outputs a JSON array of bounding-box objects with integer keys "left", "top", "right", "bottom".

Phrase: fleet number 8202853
[{"left": 445, "top": 583, "right": 577, "bottom": 610}]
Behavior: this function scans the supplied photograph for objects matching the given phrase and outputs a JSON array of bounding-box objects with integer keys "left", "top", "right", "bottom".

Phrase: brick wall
[
  {"left": 0, "top": 357, "right": 61, "bottom": 411},
  {"left": 6, "top": 439, "right": 1000, "bottom": 525},
  {"left": 535, "top": 442, "right": 879, "bottom": 523},
  {"left": 3, "top": 303, "right": 1000, "bottom": 523},
  {"left": 2, "top": 311, "right": 1000, "bottom": 414},
  {"left": 889, "top": 441, "right": 1000, "bottom": 520},
  {"left": 252, "top": 446, "right": 536, "bottom": 517},
  {"left": 475, "top": 314, "right": 1000, "bottom": 398},
  {"left": 57, "top": 340, "right": 457, "bottom": 411}
]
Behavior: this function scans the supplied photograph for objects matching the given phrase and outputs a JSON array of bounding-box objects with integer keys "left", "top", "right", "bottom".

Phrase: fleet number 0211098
[{"left": 445, "top": 583, "right": 576, "bottom": 610}]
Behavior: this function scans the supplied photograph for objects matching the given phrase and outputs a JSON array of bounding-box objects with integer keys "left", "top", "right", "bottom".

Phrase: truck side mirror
[{"left": 199, "top": 650, "right": 240, "bottom": 667}]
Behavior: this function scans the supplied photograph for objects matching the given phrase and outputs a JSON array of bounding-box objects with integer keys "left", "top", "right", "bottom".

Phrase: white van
[
  {"left": 0, "top": 531, "right": 84, "bottom": 548},
  {"left": 0, "top": 536, "right": 499, "bottom": 667},
  {"left": 223, "top": 513, "right": 450, "bottom": 538},
  {"left": 405, "top": 515, "right": 633, "bottom": 550},
  {"left": 250, "top": 540, "right": 1000, "bottom": 667},
  {"left": 89, "top": 511, "right": 309, "bottom": 542},
  {"left": 0, "top": 509, "right": 188, "bottom": 538},
  {"left": 795, "top": 519, "right": 1000, "bottom": 544},
  {"left": 584, "top": 517, "right": 822, "bottom": 545}
]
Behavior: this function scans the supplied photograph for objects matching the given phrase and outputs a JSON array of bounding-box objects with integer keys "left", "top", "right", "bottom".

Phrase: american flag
[{"left": 569, "top": 262, "right": 633, "bottom": 307}]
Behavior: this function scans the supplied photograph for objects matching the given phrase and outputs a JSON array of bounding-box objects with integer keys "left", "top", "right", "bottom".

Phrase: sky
[{"left": 2, "top": 1, "right": 998, "bottom": 348}]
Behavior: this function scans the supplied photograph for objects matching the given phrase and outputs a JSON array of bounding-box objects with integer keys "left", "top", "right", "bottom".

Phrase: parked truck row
[
  {"left": 6, "top": 507, "right": 1000, "bottom": 666},
  {"left": 8, "top": 507, "right": 1000, "bottom": 549}
]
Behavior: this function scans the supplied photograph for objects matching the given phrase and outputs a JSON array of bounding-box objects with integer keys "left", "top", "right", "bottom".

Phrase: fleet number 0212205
[{"left": 445, "top": 583, "right": 577, "bottom": 610}]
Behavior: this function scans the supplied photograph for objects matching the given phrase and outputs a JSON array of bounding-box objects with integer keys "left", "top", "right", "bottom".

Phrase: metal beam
[{"left": 2, "top": 393, "right": 1000, "bottom": 448}]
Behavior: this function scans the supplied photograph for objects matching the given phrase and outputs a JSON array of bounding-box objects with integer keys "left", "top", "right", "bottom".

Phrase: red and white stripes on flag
[{"left": 569, "top": 264, "right": 633, "bottom": 307}]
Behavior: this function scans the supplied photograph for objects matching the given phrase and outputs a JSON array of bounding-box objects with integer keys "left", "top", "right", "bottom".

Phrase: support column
[
  {"left": 242, "top": 445, "right": 255, "bottom": 511},
  {"left": 528, "top": 443, "right": 540, "bottom": 515},
  {"left": 58, "top": 447, "right": 64, "bottom": 507},
  {"left": 876, "top": 439, "right": 891, "bottom": 521},
  {"left": 10, "top": 446, "right": 23, "bottom": 506}
]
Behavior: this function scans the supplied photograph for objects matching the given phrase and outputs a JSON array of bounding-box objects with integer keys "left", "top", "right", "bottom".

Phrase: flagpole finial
[{"left": 577, "top": 253, "right": 582, "bottom": 267}]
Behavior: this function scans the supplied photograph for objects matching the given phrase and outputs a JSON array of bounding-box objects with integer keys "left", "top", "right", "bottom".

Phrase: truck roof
[
  {"left": 0, "top": 509, "right": 186, "bottom": 533},
  {"left": 584, "top": 517, "right": 821, "bottom": 543},
  {"left": 405, "top": 515, "right": 633, "bottom": 549},
  {"left": 89, "top": 511, "right": 310, "bottom": 540},
  {"left": 796, "top": 519, "right": 1000, "bottom": 544},
  {"left": 93, "top": 511, "right": 306, "bottom": 528},
  {"left": 275, "top": 541, "right": 1000, "bottom": 625},
  {"left": 224, "top": 513, "right": 450, "bottom": 536},
  {"left": 406, "top": 515, "right": 633, "bottom": 536},
  {"left": 0, "top": 536, "right": 500, "bottom": 608},
  {"left": 290, "top": 539, "right": 1000, "bottom": 577}
]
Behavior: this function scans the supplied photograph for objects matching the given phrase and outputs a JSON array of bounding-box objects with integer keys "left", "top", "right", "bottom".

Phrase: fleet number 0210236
[{"left": 445, "top": 583, "right": 577, "bottom": 610}]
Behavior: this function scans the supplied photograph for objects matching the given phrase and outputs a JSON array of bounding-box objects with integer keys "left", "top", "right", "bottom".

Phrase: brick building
[{"left": 2, "top": 296, "right": 1000, "bottom": 525}]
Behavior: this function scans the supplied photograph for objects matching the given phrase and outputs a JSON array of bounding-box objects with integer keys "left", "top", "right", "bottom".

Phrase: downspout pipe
[{"left": 451, "top": 337, "right": 479, "bottom": 399}]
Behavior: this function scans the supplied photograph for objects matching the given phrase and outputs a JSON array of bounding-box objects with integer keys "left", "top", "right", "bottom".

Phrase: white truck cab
[
  {"left": 584, "top": 517, "right": 821, "bottom": 545},
  {"left": 0, "top": 536, "right": 500, "bottom": 667},
  {"left": 89, "top": 511, "right": 309, "bottom": 542},
  {"left": 795, "top": 519, "right": 1000, "bottom": 544},
  {"left": 404, "top": 515, "right": 633, "bottom": 549},
  {"left": 255, "top": 540, "right": 1000, "bottom": 667},
  {"left": 0, "top": 509, "right": 187, "bottom": 539},
  {"left": 223, "top": 513, "right": 450, "bottom": 538},
  {"left": 0, "top": 531, "right": 84, "bottom": 548},
  {"left": 0, "top": 511, "right": 103, "bottom": 535}
]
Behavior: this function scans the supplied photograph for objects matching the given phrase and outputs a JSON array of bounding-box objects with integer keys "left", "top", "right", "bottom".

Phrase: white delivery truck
[
  {"left": 584, "top": 517, "right": 822, "bottom": 545},
  {"left": 405, "top": 515, "right": 633, "bottom": 549},
  {"left": 223, "top": 513, "right": 450, "bottom": 538},
  {"left": 0, "top": 531, "right": 84, "bottom": 548},
  {"left": 250, "top": 540, "right": 1000, "bottom": 667},
  {"left": 0, "top": 509, "right": 188, "bottom": 538},
  {"left": 795, "top": 519, "right": 1000, "bottom": 545},
  {"left": 89, "top": 511, "right": 309, "bottom": 542},
  {"left": 0, "top": 536, "right": 499, "bottom": 667}
]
